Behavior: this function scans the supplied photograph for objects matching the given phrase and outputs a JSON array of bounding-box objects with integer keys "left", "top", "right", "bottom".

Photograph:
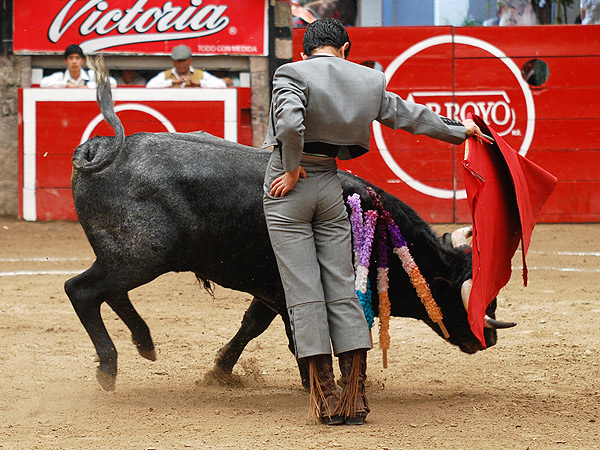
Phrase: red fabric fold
[{"left": 462, "top": 113, "right": 558, "bottom": 347}]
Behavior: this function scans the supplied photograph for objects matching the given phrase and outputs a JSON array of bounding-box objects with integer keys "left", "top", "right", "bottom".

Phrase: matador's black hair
[{"left": 303, "top": 18, "right": 351, "bottom": 58}]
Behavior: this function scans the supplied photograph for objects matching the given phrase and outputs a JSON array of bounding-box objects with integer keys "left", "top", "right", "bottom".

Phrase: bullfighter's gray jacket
[{"left": 263, "top": 54, "right": 467, "bottom": 172}]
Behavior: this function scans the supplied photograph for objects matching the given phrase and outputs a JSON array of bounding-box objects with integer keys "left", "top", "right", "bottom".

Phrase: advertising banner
[
  {"left": 13, "top": 0, "right": 268, "bottom": 56},
  {"left": 293, "top": 26, "right": 600, "bottom": 223}
]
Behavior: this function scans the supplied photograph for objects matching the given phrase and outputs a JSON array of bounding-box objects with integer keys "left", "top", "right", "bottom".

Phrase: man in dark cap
[
  {"left": 146, "top": 44, "right": 227, "bottom": 89},
  {"left": 40, "top": 44, "right": 116, "bottom": 89}
]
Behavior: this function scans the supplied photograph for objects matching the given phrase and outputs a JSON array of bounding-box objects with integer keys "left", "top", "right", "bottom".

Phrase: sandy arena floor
[{"left": 0, "top": 217, "right": 598, "bottom": 450}]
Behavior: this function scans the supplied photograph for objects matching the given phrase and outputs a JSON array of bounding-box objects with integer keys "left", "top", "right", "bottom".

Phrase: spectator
[
  {"left": 115, "top": 70, "right": 146, "bottom": 86},
  {"left": 40, "top": 44, "right": 117, "bottom": 89},
  {"left": 209, "top": 70, "right": 236, "bottom": 87},
  {"left": 497, "top": 0, "right": 538, "bottom": 25},
  {"left": 146, "top": 45, "right": 227, "bottom": 89},
  {"left": 581, "top": 0, "right": 600, "bottom": 24},
  {"left": 291, "top": 0, "right": 318, "bottom": 27},
  {"left": 303, "top": 0, "right": 356, "bottom": 26}
]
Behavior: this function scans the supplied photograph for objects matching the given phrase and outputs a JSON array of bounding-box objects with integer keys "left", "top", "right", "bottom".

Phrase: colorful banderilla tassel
[
  {"left": 355, "top": 209, "right": 377, "bottom": 295},
  {"left": 376, "top": 216, "right": 391, "bottom": 368},
  {"left": 347, "top": 194, "right": 376, "bottom": 329},
  {"left": 367, "top": 187, "right": 449, "bottom": 339}
]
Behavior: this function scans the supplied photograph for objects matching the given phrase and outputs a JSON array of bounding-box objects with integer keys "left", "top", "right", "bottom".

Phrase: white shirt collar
[{"left": 63, "top": 68, "right": 90, "bottom": 84}]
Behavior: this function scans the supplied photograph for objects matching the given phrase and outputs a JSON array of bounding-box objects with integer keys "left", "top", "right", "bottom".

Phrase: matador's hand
[
  {"left": 270, "top": 165, "right": 307, "bottom": 197},
  {"left": 462, "top": 119, "right": 482, "bottom": 138}
]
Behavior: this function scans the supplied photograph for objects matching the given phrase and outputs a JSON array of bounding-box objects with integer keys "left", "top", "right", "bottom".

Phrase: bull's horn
[
  {"left": 461, "top": 279, "right": 517, "bottom": 329},
  {"left": 451, "top": 226, "right": 473, "bottom": 248},
  {"left": 461, "top": 279, "right": 473, "bottom": 312},
  {"left": 484, "top": 316, "right": 517, "bottom": 329}
]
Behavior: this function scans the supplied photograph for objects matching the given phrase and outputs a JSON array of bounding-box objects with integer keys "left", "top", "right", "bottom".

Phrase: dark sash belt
[
  {"left": 276, "top": 141, "right": 368, "bottom": 161},
  {"left": 303, "top": 142, "right": 340, "bottom": 158}
]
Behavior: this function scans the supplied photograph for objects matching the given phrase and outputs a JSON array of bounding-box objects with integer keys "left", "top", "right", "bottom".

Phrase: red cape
[{"left": 462, "top": 113, "right": 558, "bottom": 347}]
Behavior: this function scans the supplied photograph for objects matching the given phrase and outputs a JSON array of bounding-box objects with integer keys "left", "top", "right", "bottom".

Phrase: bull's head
[{"left": 435, "top": 226, "right": 516, "bottom": 353}]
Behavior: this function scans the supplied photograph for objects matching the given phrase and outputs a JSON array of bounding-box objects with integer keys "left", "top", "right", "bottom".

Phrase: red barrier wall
[
  {"left": 293, "top": 26, "right": 600, "bottom": 223},
  {"left": 18, "top": 26, "right": 600, "bottom": 223},
  {"left": 19, "top": 87, "right": 252, "bottom": 221}
]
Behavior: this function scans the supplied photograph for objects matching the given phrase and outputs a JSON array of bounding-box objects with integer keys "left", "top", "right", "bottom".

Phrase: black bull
[{"left": 65, "top": 79, "right": 504, "bottom": 392}]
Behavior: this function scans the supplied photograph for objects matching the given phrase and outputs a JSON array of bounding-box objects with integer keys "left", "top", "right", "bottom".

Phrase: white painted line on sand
[
  {"left": 524, "top": 250, "right": 600, "bottom": 257},
  {"left": 0, "top": 270, "right": 84, "bottom": 277},
  {"left": 513, "top": 266, "right": 600, "bottom": 273},
  {"left": 0, "top": 257, "right": 93, "bottom": 262},
  {"left": 2, "top": 266, "right": 598, "bottom": 278}
]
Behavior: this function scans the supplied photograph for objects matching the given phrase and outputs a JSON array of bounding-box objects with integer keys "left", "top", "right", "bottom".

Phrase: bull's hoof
[
  {"left": 132, "top": 336, "right": 156, "bottom": 361},
  {"left": 214, "top": 344, "right": 229, "bottom": 361},
  {"left": 213, "top": 347, "right": 238, "bottom": 377},
  {"left": 138, "top": 348, "right": 157, "bottom": 361},
  {"left": 213, "top": 344, "right": 234, "bottom": 367},
  {"left": 96, "top": 368, "right": 116, "bottom": 391}
]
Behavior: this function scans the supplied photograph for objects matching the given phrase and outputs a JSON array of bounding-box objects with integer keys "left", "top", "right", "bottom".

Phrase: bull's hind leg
[
  {"left": 64, "top": 263, "right": 120, "bottom": 391},
  {"left": 105, "top": 295, "right": 156, "bottom": 361},
  {"left": 213, "top": 297, "right": 278, "bottom": 374}
]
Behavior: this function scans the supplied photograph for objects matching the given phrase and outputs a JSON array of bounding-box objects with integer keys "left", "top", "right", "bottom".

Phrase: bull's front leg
[
  {"left": 212, "top": 296, "right": 309, "bottom": 389},
  {"left": 213, "top": 297, "right": 278, "bottom": 375}
]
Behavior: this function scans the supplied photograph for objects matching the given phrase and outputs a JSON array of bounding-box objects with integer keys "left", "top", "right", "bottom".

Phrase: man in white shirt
[
  {"left": 40, "top": 44, "right": 116, "bottom": 89},
  {"left": 581, "top": 0, "right": 600, "bottom": 24},
  {"left": 115, "top": 70, "right": 146, "bottom": 86},
  {"left": 146, "top": 45, "right": 227, "bottom": 89}
]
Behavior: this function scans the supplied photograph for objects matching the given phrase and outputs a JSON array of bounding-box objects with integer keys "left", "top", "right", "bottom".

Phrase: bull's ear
[{"left": 441, "top": 233, "right": 453, "bottom": 248}]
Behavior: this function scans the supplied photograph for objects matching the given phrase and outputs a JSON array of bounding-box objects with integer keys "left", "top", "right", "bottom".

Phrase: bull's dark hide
[{"left": 66, "top": 129, "right": 499, "bottom": 391}]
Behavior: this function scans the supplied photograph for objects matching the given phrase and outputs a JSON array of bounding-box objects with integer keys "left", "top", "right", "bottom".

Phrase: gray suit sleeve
[
  {"left": 377, "top": 82, "right": 467, "bottom": 145},
  {"left": 271, "top": 64, "right": 308, "bottom": 172}
]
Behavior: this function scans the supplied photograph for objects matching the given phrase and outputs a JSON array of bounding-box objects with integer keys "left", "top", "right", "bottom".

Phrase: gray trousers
[{"left": 263, "top": 151, "right": 372, "bottom": 359}]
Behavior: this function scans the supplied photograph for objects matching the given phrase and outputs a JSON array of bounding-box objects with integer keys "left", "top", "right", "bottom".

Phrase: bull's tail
[{"left": 72, "top": 54, "right": 125, "bottom": 174}]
